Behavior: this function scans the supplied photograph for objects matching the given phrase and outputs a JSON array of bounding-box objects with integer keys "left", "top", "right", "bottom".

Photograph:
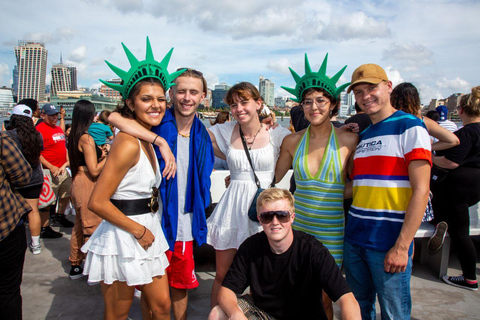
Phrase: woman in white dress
[
  {"left": 207, "top": 82, "right": 291, "bottom": 306},
  {"left": 82, "top": 39, "right": 183, "bottom": 319}
]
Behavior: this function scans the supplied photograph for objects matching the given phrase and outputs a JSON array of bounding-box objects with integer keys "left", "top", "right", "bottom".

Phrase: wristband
[
  {"left": 152, "top": 135, "right": 159, "bottom": 145},
  {"left": 135, "top": 226, "right": 147, "bottom": 240}
]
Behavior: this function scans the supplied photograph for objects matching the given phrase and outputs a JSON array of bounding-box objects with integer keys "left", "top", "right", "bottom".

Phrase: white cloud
[
  {"left": 319, "top": 12, "right": 391, "bottom": 40},
  {"left": 22, "top": 28, "right": 76, "bottom": 44},
  {"left": 382, "top": 43, "right": 433, "bottom": 71},
  {"left": 90, "top": 82, "right": 103, "bottom": 90},
  {"left": 69, "top": 46, "right": 87, "bottom": 62},
  {"left": 385, "top": 67, "right": 404, "bottom": 86},
  {"left": 436, "top": 77, "right": 471, "bottom": 93},
  {"left": 266, "top": 58, "right": 291, "bottom": 74},
  {"left": 204, "top": 72, "right": 219, "bottom": 90},
  {"left": 112, "top": 0, "right": 143, "bottom": 13},
  {"left": 416, "top": 84, "right": 443, "bottom": 105}
]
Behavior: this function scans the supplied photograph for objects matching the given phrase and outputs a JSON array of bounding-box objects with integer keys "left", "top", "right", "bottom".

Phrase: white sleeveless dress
[
  {"left": 81, "top": 140, "right": 170, "bottom": 286},
  {"left": 207, "top": 122, "right": 290, "bottom": 250}
]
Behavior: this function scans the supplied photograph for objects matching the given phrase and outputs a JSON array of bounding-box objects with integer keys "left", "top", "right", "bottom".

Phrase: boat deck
[{"left": 20, "top": 217, "right": 480, "bottom": 320}]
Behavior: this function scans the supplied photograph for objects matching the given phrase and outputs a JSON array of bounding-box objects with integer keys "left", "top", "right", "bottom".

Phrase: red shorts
[{"left": 165, "top": 241, "right": 199, "bottom": 289}]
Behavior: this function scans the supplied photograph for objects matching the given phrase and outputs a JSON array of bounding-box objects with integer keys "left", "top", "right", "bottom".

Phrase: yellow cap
[{"left": 347, "top": 64, "right": 388, "bottom": 93}]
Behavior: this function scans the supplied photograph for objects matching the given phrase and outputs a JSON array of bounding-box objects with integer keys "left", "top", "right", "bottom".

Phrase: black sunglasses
[
  {"left": 176, "top": 68, "right": 203, "bottom": 77},
  {"left": 149, "top": 187, "right": 159, "bottom": 213},
  {"left": 258, "top": 210, "right": 291, "bottom": 224}
]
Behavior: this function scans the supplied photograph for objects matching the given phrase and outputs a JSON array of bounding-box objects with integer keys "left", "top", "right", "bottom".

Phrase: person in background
[
  {"left": 209, "top": 188, "right": 361, "bottom": 320},
  {"left": 391, "top": 83, "right": 459, "bottom": 152},
  {"left": 436, "top": 105, "right": 458, "bottom": 132},
  {"left": 88, "top": 110, "right": 114, "bottom": 148},
  {"left": 211, "top": 111, "right": 231, "bottom": 170},
  {"left": 6, "top": 105, "right": 44, "bottom": 255},
  {"left": 344, "top": 102, "right": 372, "bottom": 134},
  {"left": 67, "top": 100, "right": 107, "bottom": 280},
  {"left": 0, "top": 131, "right": 32, "bottom": 320},
  {"left": 64, "top": 124, "right": 72, "bottom": 150},
  {"left": 18, "top": 98, "right": 41, "bottom": 126},
  {"left": 391, "top": 82, "right": 459, "bottom": 227},
  {"left": 430, "top": 86, "right": 480, "bottom": 291},
  {"left": 425, "top": 110, "right": 440, "bottom": 122},
  {"left": 36, "top": 104, "right": 74, "bottom": 231}
]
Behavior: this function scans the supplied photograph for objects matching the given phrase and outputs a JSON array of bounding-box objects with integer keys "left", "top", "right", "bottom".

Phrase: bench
[
  {"left": 209, "top": 170, "right": 480, "bottom": 279},
  {"left": 415, "top": 203, "right": 480, "bottom": 279}
]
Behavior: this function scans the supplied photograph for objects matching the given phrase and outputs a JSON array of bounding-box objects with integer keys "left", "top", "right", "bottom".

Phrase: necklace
[
  {"left": 239, "top": 124, "right": 262, "bottom": 150},
  {"left": 178, "top": 131, "right": 190, "bottom": 138}
]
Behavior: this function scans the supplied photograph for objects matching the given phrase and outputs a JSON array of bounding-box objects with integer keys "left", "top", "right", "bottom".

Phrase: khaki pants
[{"left": 69, "top": 169, "right": 102, "bottom": 265}]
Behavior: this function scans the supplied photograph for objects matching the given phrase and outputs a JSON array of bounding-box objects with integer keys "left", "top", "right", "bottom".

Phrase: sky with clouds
[{"left": 1, "top": 0, "right": 479, "bottom": 104}]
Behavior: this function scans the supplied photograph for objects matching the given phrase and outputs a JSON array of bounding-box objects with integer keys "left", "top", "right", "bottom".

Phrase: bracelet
[
  {"left": 135, "top": 226, "right": 147, "bottom": 240},
  {"left": 152, "top": 135, "right": 159, "bottom": 145}
]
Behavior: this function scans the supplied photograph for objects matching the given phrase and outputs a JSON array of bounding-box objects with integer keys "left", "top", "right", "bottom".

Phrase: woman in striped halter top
[{"left": 275, "top": 87, "right": 358, "bottom": 320}]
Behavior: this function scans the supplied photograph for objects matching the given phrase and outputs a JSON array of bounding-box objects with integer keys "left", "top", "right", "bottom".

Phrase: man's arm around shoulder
[{"left": 209, "top": 286, "right": 247, "bottom": 320}]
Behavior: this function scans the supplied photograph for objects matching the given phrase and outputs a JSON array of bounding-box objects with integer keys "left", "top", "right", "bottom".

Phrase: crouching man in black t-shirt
[{"left": 209, "top": 188, "right": 361, "bottom": 320}]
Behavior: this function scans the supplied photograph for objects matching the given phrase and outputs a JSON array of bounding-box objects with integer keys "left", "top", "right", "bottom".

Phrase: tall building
[
  {"left": 212, "top": 83, "right": 231, "bottom": 109},
  {"left": 447, "top": 93, "right": 464, "bottom": 112},
  {"left": 14, "top": 41, "right": 48, "bottom": 102},
  {"left": 259, "top": 76, "right": 275, "bottom": 107},
  {"left": 0, "top": 87, "right": 15, "bottom": 109},
  {"left": 51, "top": 64, "right": 71, "bottom": 95},
  {"left": 12, "top": 65, "right": 18, "bottom": 96},
  {"left": 68, "top": 66, "right": 78, "bottom": 91},
  {"left": 99, "top": 79, "right": 122, "bottom": 101},
  {"left": 201, "top": 89, "right": 212, "bottom": 109}
]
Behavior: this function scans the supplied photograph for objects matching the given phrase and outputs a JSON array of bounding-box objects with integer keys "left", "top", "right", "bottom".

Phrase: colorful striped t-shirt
[{"left": 345, "top": 111, "right": 431, "bottom": 252}]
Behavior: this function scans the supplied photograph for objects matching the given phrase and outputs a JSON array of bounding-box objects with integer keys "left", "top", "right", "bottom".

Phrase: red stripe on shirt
[{"left": 353, "top": 156, "right": 408, "bottom": 177}]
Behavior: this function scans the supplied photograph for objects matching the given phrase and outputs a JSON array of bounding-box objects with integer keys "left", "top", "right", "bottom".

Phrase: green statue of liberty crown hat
[
  {"left": 281, "top": 53, "right": 350, "bottom": 103},
  {"left": 100, "top": 37, "right": 186, "bottom": 99}
]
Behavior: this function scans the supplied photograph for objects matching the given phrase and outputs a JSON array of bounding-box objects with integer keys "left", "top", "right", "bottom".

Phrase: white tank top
[{"left": 111, "top": 139, "right": 162, "bottom": 203}]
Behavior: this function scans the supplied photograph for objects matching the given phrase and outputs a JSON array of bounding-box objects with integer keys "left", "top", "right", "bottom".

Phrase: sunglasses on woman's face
[
  {"left": 149, "top": 187, "right": 159, "bottom": 213},
  {"left": 258, "top": 210, "right": 291, "bottom": 224}
]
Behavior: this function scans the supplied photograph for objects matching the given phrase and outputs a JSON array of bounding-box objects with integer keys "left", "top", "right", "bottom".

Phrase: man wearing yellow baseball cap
[{"left": 343, "top": 64, "right": 432, "bottom": 319}]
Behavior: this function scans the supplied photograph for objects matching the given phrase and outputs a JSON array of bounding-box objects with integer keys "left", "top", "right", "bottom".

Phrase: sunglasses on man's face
[{"left": 258, "top": 210, "right": 291, "bottom": 224}]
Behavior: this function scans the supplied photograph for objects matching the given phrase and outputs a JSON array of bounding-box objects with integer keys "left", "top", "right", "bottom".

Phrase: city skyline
[{"left": 1, "top": 0, "right": 479, "bottom": 104}]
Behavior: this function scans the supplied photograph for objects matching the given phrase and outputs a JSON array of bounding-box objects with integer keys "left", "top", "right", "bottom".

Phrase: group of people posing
[{"left": 2, "top": 37, "right": 480, "bottom": 320}]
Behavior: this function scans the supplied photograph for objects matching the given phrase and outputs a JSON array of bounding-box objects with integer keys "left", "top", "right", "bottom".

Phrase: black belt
[{"left": 111, "top": 198, "right": 152, "bottom": 216}]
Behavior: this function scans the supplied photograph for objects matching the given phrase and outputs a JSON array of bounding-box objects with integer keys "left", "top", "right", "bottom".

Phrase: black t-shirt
[
  {"left": 344, "top": 113, "right": 372, "bottom": 134},
  {"left": 222, "top": 230, "right": 351, "bottom": 320},
  {"left": 438, "top": 122, "right": 480, "bottom": 168}
]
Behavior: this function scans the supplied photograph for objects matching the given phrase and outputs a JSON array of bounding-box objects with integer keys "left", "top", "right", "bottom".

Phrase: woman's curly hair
[{"left": 8, "top": 114, "right": 42, "bottom": 167}]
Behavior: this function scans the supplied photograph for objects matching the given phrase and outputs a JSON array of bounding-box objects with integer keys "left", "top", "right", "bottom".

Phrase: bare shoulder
[
  {"left": 284, "top": 129, "right": 305, "bottom": 144},
  {"left": 79, "top": 133, "right": 94, "bottom": 145},
  {"left": 109, "top": 132, "right": 140, "bottom": 161},
  {"left": 335, "top": 128, "right": 359, "bottom": 150}
]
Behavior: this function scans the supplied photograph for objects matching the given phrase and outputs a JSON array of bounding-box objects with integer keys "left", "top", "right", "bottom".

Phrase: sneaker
[
  {"left": 69, "top": 265, "right": 85, "bottom": 280},
  {"left": 442, "top": 275, "right": 478, "bottom": 291},
  {"left": 52, "top": 214, "right": 74, "bottom": 228},
  {"left": 40, "top": 226, "right": 63, "bottom": 239},
  {"left": 29, "top": 243, "right": 42, "bottom": 255},
  {"left": 428, "top": 221, "right": 448, "bottom": 252}
]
